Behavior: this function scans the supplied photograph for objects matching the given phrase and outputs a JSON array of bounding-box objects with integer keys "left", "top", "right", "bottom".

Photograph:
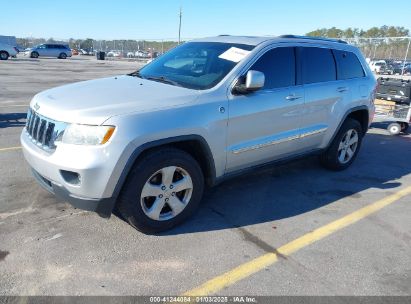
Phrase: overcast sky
[{"left": 2, "top": 0, "right": 410, "bottom": 40}]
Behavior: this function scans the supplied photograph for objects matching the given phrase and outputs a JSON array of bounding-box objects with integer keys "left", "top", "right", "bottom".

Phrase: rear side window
[
  {"left": 302, "top": 47, "right": 336, "bottom": 84},
  {"left": 251, "top": 47, "right": 295, "bottom": 89},
  {"left": 333, "top": 50, "right": 365, "bottom": 79}
]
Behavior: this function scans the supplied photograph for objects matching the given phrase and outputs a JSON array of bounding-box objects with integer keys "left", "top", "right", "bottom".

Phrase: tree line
[
  {"left": 306, "top": 25, "right": 409, "bottom": 38},
  {"left": 16, "top": 37, "right": 181, "bottom": 53}
]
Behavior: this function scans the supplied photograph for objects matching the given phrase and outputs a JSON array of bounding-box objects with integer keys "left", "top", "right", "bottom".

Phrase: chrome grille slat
[
  {"left": 28, "top": 111, "right": 36, "bottom": 136},
  {"left": 39, "top": 119, "right": 47, "bottom": 145},
  {"left": 32, "top": 116, "right": 40, "bottom": 140},
  {"left": 25, "top": 108, "right": 67, "bottom": 152}
]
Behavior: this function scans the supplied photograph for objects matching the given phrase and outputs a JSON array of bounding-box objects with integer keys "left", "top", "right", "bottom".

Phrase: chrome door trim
[
  {"left": 300, "top": 127, "right": 328, "bottom": 138},
  {"left": 231, "top": 126, "right": 327, "bottom": 154},
  {"left": 231, "top": 134, "right": 300, "bottom": 154}
]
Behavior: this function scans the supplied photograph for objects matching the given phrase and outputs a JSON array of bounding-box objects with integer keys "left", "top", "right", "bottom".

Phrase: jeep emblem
[{"left": 34, "top": 103, "right": 40, "bottom": 111}]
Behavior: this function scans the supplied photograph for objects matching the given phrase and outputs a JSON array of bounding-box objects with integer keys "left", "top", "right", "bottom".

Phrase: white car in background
[
  {"left": 0, "top": 42, "right": 18, "bottom": 60},
  {"left": 369, "top": 60, "right": 386, "bottom": 74},
  {"left": 107, "top": 50, "right": 121, "bottom": 57}
]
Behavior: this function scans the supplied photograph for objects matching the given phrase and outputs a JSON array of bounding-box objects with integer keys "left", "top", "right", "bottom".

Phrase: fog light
[{"left": 60, "top": 170, "right": 81, "bottom": 185}]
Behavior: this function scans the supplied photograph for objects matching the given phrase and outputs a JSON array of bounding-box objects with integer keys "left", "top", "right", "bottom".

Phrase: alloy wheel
[
  {"left": 140, "top": 166, "right": 193, "bottom": 221},
  {"left": 337, "top": 129, "right": 359, "bottom": 164}
]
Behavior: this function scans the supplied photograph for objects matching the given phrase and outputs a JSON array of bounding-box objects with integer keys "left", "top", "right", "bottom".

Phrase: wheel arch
[
  {"left": 328, "top": 106, "right": 369, "bottom": 148},
  {"left": 346, "top": 108, "right": 369, "bottom": 136},
  {"left": 112, "top": 134, "right": 216, "bottom": 200}
]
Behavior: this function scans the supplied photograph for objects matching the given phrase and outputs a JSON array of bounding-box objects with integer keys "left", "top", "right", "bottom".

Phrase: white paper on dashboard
[{"left": 218, "top": 47, "right": 251, "bottom": 62}]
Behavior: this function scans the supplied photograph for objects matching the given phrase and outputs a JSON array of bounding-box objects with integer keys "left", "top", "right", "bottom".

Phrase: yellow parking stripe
[
  {"left": 183, "top": 186, "right": 411, "bottom": 296},
  {"left": 0, "top": 146, "right": 22, "bottom": 152}
]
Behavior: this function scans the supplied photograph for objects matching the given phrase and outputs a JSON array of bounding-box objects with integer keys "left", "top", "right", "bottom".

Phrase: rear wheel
[
  {"left": 387, "top": 123, "right": 401, "bottom": 135},
  {"left": 31, "top": 51, "right": 39, "bottom": 58},
  {"left": 117, "top": 148, "right": 204, "bottom": 233},
  {"left": 0, "top": 51, "right": 9, "bottom": 60},
  {"left": 320, "top": 118, "right": 363, "bottom": 171}
]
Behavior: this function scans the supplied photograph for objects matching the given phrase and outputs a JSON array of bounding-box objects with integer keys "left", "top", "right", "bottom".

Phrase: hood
[{"left": 30, "top": 75, "right": 200, "bottom": 125}]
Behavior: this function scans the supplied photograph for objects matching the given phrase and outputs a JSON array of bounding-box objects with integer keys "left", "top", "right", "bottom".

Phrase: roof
[
  {"left": 190, "top": 35, "right": 348, "bottom": 47},
  {"left": 190, "top": 35, "right": 272, "bottom": 46}
]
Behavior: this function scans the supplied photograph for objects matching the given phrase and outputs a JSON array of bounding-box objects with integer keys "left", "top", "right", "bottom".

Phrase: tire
[
  {"left": 400, "top": 122, "right": 409, "bottom": 133},
  {"left": 387, "top": 123, "right": 401, "bottom": 135},
  {"left": 320, "top": 118, "right": 363, "bottom": 171},
  {"left": 31, "top": 52, "right": 39, "bottom": 58},
  {"left": 59, "top": 53, "right": 67, "bottom": 59},
  {"left": 0, "top": 51, "right": 9, "bottom": 60},
  {"left": 117, "top": 148, "right": 204, "bottom": 233}
]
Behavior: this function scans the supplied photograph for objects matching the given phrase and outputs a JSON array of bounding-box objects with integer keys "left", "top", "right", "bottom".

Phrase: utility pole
[
  {"left": 401, "top": 38, "right": 411, "bottom": 75},
  {"left": 178, "top": 7, "right": 182, "bottom": 45}
]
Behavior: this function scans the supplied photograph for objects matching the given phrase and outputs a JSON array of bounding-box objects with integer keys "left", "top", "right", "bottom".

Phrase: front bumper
[
  {"left": 31, "top": 169, "right": 114, "bottom": 217},
  {"left": 20, "top": 129, "right": 126, "bottom": 217}
]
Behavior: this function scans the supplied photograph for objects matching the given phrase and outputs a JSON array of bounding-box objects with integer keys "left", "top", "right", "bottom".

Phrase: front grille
[{"left": 25, "top": 108, "right": 66, "bottom": 152}]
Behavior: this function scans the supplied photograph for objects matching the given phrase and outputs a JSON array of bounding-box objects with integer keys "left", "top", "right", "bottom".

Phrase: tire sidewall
[
  {"left": 60, "top": 53, "right": 67, "bottom": 59},
  {"left": 31, "top": 52, "right": 39, "bottom": 58},
  {"left": 119, "top": 150, "right": 204, "bottom": 233}
]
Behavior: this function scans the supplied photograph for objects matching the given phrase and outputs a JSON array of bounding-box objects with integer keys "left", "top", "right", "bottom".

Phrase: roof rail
[{"left": 278, "top": 35, "right": 348, "bottom": 44}]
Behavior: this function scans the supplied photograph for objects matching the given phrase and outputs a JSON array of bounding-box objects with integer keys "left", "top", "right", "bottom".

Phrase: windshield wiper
[
  {"left": 145, "top": 75, "right": 182, "bottom": 87},
  {"left": 128, "top": 70, "right": 144, "bottom": 78}
]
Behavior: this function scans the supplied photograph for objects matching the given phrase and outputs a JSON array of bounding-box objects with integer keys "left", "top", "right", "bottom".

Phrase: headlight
[{"left": 60, "top": 124, "right": 115, "bottom": 145}]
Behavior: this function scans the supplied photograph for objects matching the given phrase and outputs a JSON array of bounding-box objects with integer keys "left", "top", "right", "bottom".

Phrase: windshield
[{"left": 135, "top": 42, "right": 255, "bottom": 90}]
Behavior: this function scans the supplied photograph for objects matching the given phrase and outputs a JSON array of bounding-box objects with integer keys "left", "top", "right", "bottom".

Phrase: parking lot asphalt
[{"left": 0, "top": 56, "right": 411, "bottom": 296}]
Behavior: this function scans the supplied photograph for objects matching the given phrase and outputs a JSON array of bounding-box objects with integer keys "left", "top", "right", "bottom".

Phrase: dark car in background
[
  {"left": 379, "top": 64, "right": 395, "bottom": 75},
  {"left": 393, "top": 64, "right": 411, "bottom": 75}
]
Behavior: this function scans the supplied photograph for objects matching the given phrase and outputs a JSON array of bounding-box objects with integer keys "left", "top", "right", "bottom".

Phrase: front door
[{"left": 226, "top": 46, "right": 305, "bottom": 172}]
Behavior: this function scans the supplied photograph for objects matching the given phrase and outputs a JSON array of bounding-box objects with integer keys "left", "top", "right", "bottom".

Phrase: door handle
[
  {"left": 337, "top": 87, "right": 349, "bottom": 93},
  {"left": 285, "top": 94, "right": 302, "bottom": 101}
]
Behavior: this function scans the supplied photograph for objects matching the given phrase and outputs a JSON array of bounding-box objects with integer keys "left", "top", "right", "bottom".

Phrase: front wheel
[
  {"left": 59, "top": 53, "right": 67, "bottom": 59},
  {"left": 117, "top": 148, "right": 204, "bottom": 233},
  {"left": 320, "top": 118, "right": 363, "bottom": 171},
  {"left": 31, "top": 52, "right": 39, "bottom": 58},
  {"left": 0, "top": 51, "right": 9, "bottom": 60}
]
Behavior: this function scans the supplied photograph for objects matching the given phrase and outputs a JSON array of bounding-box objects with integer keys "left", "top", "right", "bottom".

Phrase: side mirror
[{"left": 233, "top": 70, "right": 265, "bottom": 95}]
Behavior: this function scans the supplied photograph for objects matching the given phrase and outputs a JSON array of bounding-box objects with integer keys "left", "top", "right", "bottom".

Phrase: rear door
[
  {"left": 226, "top": 46, "right": 305, "bottom": 172},
  {"left": 298, "top": 46, "right": 350, "bottom": 150},
  {"left": 48, "top": 45, "right": 59, "bottom": 57}
]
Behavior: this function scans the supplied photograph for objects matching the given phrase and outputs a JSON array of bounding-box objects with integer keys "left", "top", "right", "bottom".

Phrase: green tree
[{"left": 80, "top": 38, "right": 94, "bottom": 50}]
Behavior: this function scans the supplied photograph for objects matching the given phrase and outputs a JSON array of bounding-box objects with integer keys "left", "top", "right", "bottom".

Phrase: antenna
[{"left": 178, "top": 7, "right": 182, "bottom": 45}]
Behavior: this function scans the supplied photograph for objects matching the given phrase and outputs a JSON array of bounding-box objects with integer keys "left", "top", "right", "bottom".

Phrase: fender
[{"left": 101, "top": 135, "right": 217, "bottom": 216}]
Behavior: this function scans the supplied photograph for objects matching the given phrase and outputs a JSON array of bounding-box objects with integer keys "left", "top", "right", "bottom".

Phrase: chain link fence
[{"left": 16, "top": 36, "right": 411, "bottom": 67}]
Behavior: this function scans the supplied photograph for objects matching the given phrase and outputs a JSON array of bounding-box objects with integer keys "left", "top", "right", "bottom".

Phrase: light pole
[{"left": 178, "top": 7, "right": 182, "bottom": 45}]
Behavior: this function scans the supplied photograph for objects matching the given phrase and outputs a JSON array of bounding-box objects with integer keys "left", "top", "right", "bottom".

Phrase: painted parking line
[
  {"left": 0, "top": 105, "right": 28, "bottom": 108},
  {"left": 183, "top": 186, "right": 411, "bottom": 296},
  {"left": 0, "top": 146, "right": 22, "bottom": 152}
]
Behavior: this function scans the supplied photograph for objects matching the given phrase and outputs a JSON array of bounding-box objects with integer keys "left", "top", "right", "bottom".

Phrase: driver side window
[{"left": 250, "top": 47, "right": 296, "bottom": 89}]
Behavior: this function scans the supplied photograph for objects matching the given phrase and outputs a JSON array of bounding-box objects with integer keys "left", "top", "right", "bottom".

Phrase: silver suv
[{"left": 21, "top": 35, "right": 376, "bottom": 232}]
